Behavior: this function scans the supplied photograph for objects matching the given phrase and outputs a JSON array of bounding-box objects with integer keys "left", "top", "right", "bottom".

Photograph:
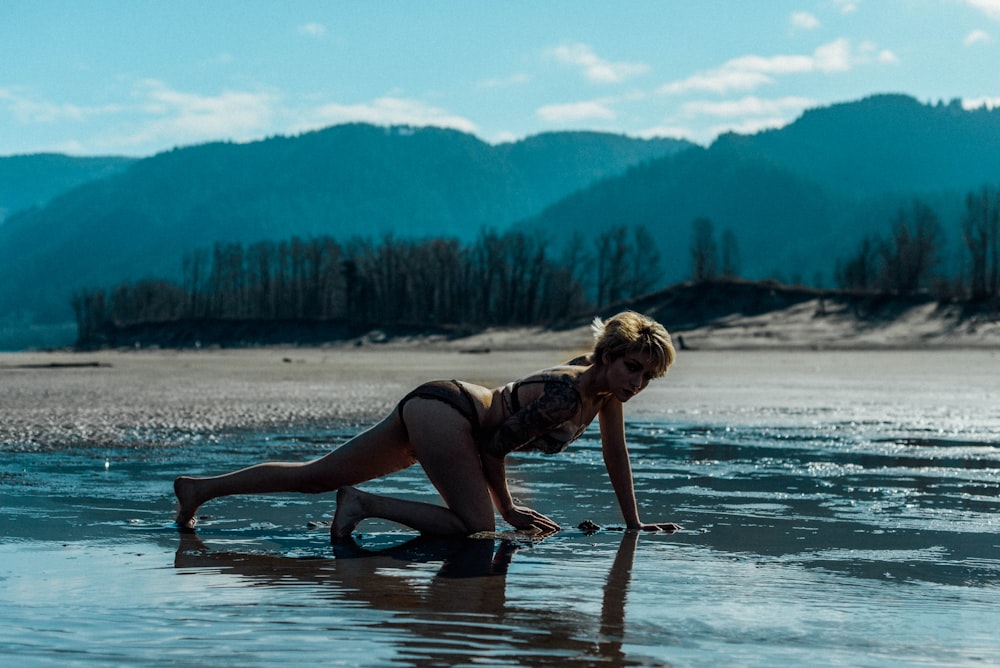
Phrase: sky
[{"left": 2, "top": 0, "right": 999, "bottom": 158}]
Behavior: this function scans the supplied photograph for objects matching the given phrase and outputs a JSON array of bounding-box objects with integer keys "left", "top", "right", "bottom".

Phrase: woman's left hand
[
  {"left": 504, "top": 505, "right": 561, "bottom": 535},
  {"left": 630, "top": 521, "right": 683, "bottom": 533}
]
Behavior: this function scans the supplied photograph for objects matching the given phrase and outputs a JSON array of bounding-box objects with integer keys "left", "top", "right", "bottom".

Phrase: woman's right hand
[{"left": 503, "top": 505, "right": 560, "bottom": 535}]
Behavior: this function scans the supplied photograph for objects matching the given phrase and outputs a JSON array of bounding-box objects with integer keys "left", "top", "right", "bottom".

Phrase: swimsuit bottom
[{"left": 396, "top": 380, "right": 482, "bottom": 440}]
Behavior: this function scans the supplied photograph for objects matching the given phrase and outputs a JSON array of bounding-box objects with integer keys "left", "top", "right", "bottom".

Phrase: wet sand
[
  {"left": 2, "top": 340, "right": 997, "bottom": 451},
  {"left": 0, "top": 344, "right": 580, "bottom": 451}
]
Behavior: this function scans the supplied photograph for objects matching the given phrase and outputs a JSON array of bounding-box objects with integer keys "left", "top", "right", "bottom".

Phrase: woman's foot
[
  {"left": 331, "top": 486, "right": 367, "bottom": 539},
  {"left": 173, "top": 476, "right": 201, "bottom": 530}
]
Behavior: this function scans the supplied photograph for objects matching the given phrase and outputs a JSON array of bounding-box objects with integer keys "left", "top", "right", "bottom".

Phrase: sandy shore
[
  {"left": 0, "top": 344, "right": 581, "bottom": 451},
  {"left": 670, "top": 298, "right": 1000, "bottom": 350},
  {"left": 3, "top": 298, "right": 998, "bottom": 452},
  {"left": 3, "top": 317, "right": 998, "bottom": 453}
]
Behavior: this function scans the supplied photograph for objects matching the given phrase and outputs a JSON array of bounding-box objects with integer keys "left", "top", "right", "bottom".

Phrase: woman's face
[{"left": 603, "top": 350, "right": 657, "bottom": 402}]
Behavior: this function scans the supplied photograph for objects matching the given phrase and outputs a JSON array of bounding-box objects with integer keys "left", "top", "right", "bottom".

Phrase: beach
[
  {"left": 0, "top": 343, "right": 582, "bottom": 452},
  {"left": 4, "top": 302, "right": 1000, "bottom": 452},
  {"left": 1, "top": 343, "right": 998, "bottom": 666}
]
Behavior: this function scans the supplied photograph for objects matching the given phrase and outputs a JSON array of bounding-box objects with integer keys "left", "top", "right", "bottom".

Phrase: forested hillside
[
  {"left": 524, "top": 94, "right": 1000, "bottom": 286},
  {"left": 4, "top": 94, "right": 1000, "bottom": 350},
  {"left": 713, "top": 95, "right": 1000, "bottom": 197},
  {"left": 0, "top": 154, "right": 135, "bottom": 222},
  {"left": 0, "top": 125, "right": 687, "bottom": 335}
]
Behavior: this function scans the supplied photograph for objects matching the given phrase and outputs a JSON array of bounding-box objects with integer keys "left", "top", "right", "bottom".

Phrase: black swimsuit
[{"left": 396, "top": 380, "right": 481, "bottom": 439}]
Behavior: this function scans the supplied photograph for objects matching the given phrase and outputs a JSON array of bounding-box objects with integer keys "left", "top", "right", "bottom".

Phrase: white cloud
[
  {"left": 130, "top": 80, "right": 277, "bottom": 145},
  {"left": 134, "top": 84, "right": 480, "bottom": 147},
  {"left": 1, "top": 79, "right": 486, "bottom": 155},
  {"left": 791, "top": 11, "right": 821, "bottom": 31},
  {"left": 548, "top": 43, "right": 649, "bottom": 83},
  {"left": 292, "top": 96, "right": 479, "bottom": 135},
  {"left": 965, "top": 0, "right": 1000, "bottom": 20},
  {"left": 659, "top": 69, "right": 773, "bottom": 95},
  {"left": 962, "top": 96, "right": 1000, "bottom": 109},
  {"left": 476, "top": 73, "right": 531, "bottom": 89},
  {"left": 857, "top": 40, "right": 900, "bottom": 64},
  {"left": 724, "top": 52, "right": 817, "bottom": 75},
  {"left": 644, "top": 117, "right": 794, "bottom": 146},
  {"left": 659, "top": 38, "right": 890, "bottom": 96},
  {"left": 650, "top": 95, "right": 819, "bottom": 145},
  {"left": 964, "top": 29, "right": 993, "bottom": 45},
  {"left": 681, "top": 96, "right": 817, "bottom": 118},
  {"left": 813, "top": 38, "right": 853, "bottom": 71},
  {"left": 833, "top": 0, "right": 860, "bottom": 14},
  {"left": 708, "top": 117, "right": 793, "bottom": 137},
  {"left": 0, "top": 87, "right": 120, "bottom": 124},
  {"left": 878, "top": 49, "right": 900, "bottom": 63},
  {"left": 536, "top": 100, "right": 616, "bottom": 122},
  {"left": 492, "top": 130, "right": 522, "bottom": 144},
  {"left": 10, "top": 80, "right": 279, "bottom": 153},
  {"left": 298, "top": 22, "right": 327, "bottom": 37},
  {"left": 634, "top": 124, "right": 698, "bottom": 141}
]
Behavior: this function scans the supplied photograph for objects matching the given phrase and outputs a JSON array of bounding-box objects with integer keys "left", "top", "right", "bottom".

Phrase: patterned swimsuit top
[{"left": 494, "top": 372, "right": 590, "bottom": 455}]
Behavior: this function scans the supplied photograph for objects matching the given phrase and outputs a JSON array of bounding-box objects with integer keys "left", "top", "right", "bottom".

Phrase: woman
[{"left": 174, "top": 311, "right": 681, "bottom": 537}]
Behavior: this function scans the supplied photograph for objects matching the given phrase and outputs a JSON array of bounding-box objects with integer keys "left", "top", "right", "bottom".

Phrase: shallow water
[{"left": 1, "top": 350, "right": 999, "bottom": 666}]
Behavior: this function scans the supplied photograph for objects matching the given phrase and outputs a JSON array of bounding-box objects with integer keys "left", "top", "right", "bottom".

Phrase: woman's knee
[
  {"left": 462, "top": 515, "right": 496, "bottom": 534},
  {"left": 453, "top": 502, "right": 496, "bottom": 534}
]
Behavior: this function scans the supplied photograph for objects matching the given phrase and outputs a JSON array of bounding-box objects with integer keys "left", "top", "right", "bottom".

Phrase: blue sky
[{"left": 2, "top": 0, "right": 999, "bottom": 157}]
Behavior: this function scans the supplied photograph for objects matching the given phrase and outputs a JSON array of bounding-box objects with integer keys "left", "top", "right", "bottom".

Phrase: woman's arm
[
  {"left": 480, "top": 450, "right": 560, "bottom": 534},
  {"left": 598, "top": 400, "right": 681, "bottom": 532},
  {"left": 480, "top": 450, "right": 514, "bottom": 515}
]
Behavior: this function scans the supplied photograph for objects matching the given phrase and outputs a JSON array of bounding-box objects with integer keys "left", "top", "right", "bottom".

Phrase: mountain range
[
  {"left": 0, "top": 154, "right": 135, "bottom": 222},
  {"left": 520, "top": 95, "right": 998, "bottom": 283},
  {"left": 0, "top": 126, "right": 688, "bottom": 347},
  {"left": 1, "top": 93, "right": 999, "bottom": 349}
]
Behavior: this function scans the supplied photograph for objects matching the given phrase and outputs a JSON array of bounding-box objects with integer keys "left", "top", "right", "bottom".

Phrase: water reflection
[
  {"left": 659, "top": 421, "right": 1000, "bottom": 588},
  {"left": 174, "top": 530, "right": 660, "bottom": 667}
]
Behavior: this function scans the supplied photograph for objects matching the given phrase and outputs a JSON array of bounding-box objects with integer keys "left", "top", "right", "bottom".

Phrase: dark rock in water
[{"left": 578, "top": 519, "right": 601, "bottom": 535}]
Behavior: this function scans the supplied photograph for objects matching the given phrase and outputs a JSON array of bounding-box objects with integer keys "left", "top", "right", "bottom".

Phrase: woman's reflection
[{"left": 174, "top": 530, "right": 662, "bottom": 666}]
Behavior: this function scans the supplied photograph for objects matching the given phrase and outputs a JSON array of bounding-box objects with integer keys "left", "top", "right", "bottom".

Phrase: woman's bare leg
[
  {"left": 331, "top": 485, "right": 471, "bottom": 538},
  {"left": 174, "top": 413, "right": 414, "bottom": 529},
  {"left": 329, "top": 399, "right": 496, "bottom": 538}
]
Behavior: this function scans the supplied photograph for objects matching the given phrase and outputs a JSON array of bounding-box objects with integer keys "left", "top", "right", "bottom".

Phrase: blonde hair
[{"left": 591, "top": 311, "right": 675, "bottom": 378}]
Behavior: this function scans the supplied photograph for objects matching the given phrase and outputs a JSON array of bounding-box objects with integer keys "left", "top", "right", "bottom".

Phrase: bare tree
[
  {"left": 595, "top": 225, "right": 629, "bottom": 307},
  {"left": 182, "top": 248, "right": 209, "bottom": 318},
  {"left": 879, "top": 200, "right": 942, "bottom": 294},
  {"left": 720, "top": 228, "right": 741, "bottom": 278},
  {"left": 72, "top": 231, "right": 595, "bottom": 346},
  {"left": 962, "top": 186, "right": 1000, "bottom": 299},
  {"left": 835, "top": 235, "right": 878, "bottom": 290},
  {"left": 625, "top": 224, "right": 662, "bottom": 298},
  {"left": 690, "top": 217, "right": 717, "bottom": 282}
]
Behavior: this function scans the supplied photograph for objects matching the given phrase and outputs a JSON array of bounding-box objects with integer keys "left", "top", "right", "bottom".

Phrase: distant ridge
[
  {"left": 711, "top": 94, "right": 1000, "bottom": 196},
  {"left": 0, "top": 153, "right": 135, "bottom": 222},
  {"left": 0, "top": 124, "right": 688, "bottom": 330},
  {"left": 523, "top": 93, "right": 1000, "bottom": 283},
  {"left": 3, "top": 94, "right": 1000, "bottom": 350}
]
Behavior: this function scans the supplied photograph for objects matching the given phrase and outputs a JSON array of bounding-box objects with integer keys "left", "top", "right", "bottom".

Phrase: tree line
[
  {"left": 832, "top": 186, "right": 1000, "bottom": 298},
  {"left": 686, "top": 184, "right": 999, "bottom": 300},
  {"left": 72, "top": 183, "right": 999, "bottom": 347},
  {"left": 72, "top": 226, "right": 662, "bottom": 344}
]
